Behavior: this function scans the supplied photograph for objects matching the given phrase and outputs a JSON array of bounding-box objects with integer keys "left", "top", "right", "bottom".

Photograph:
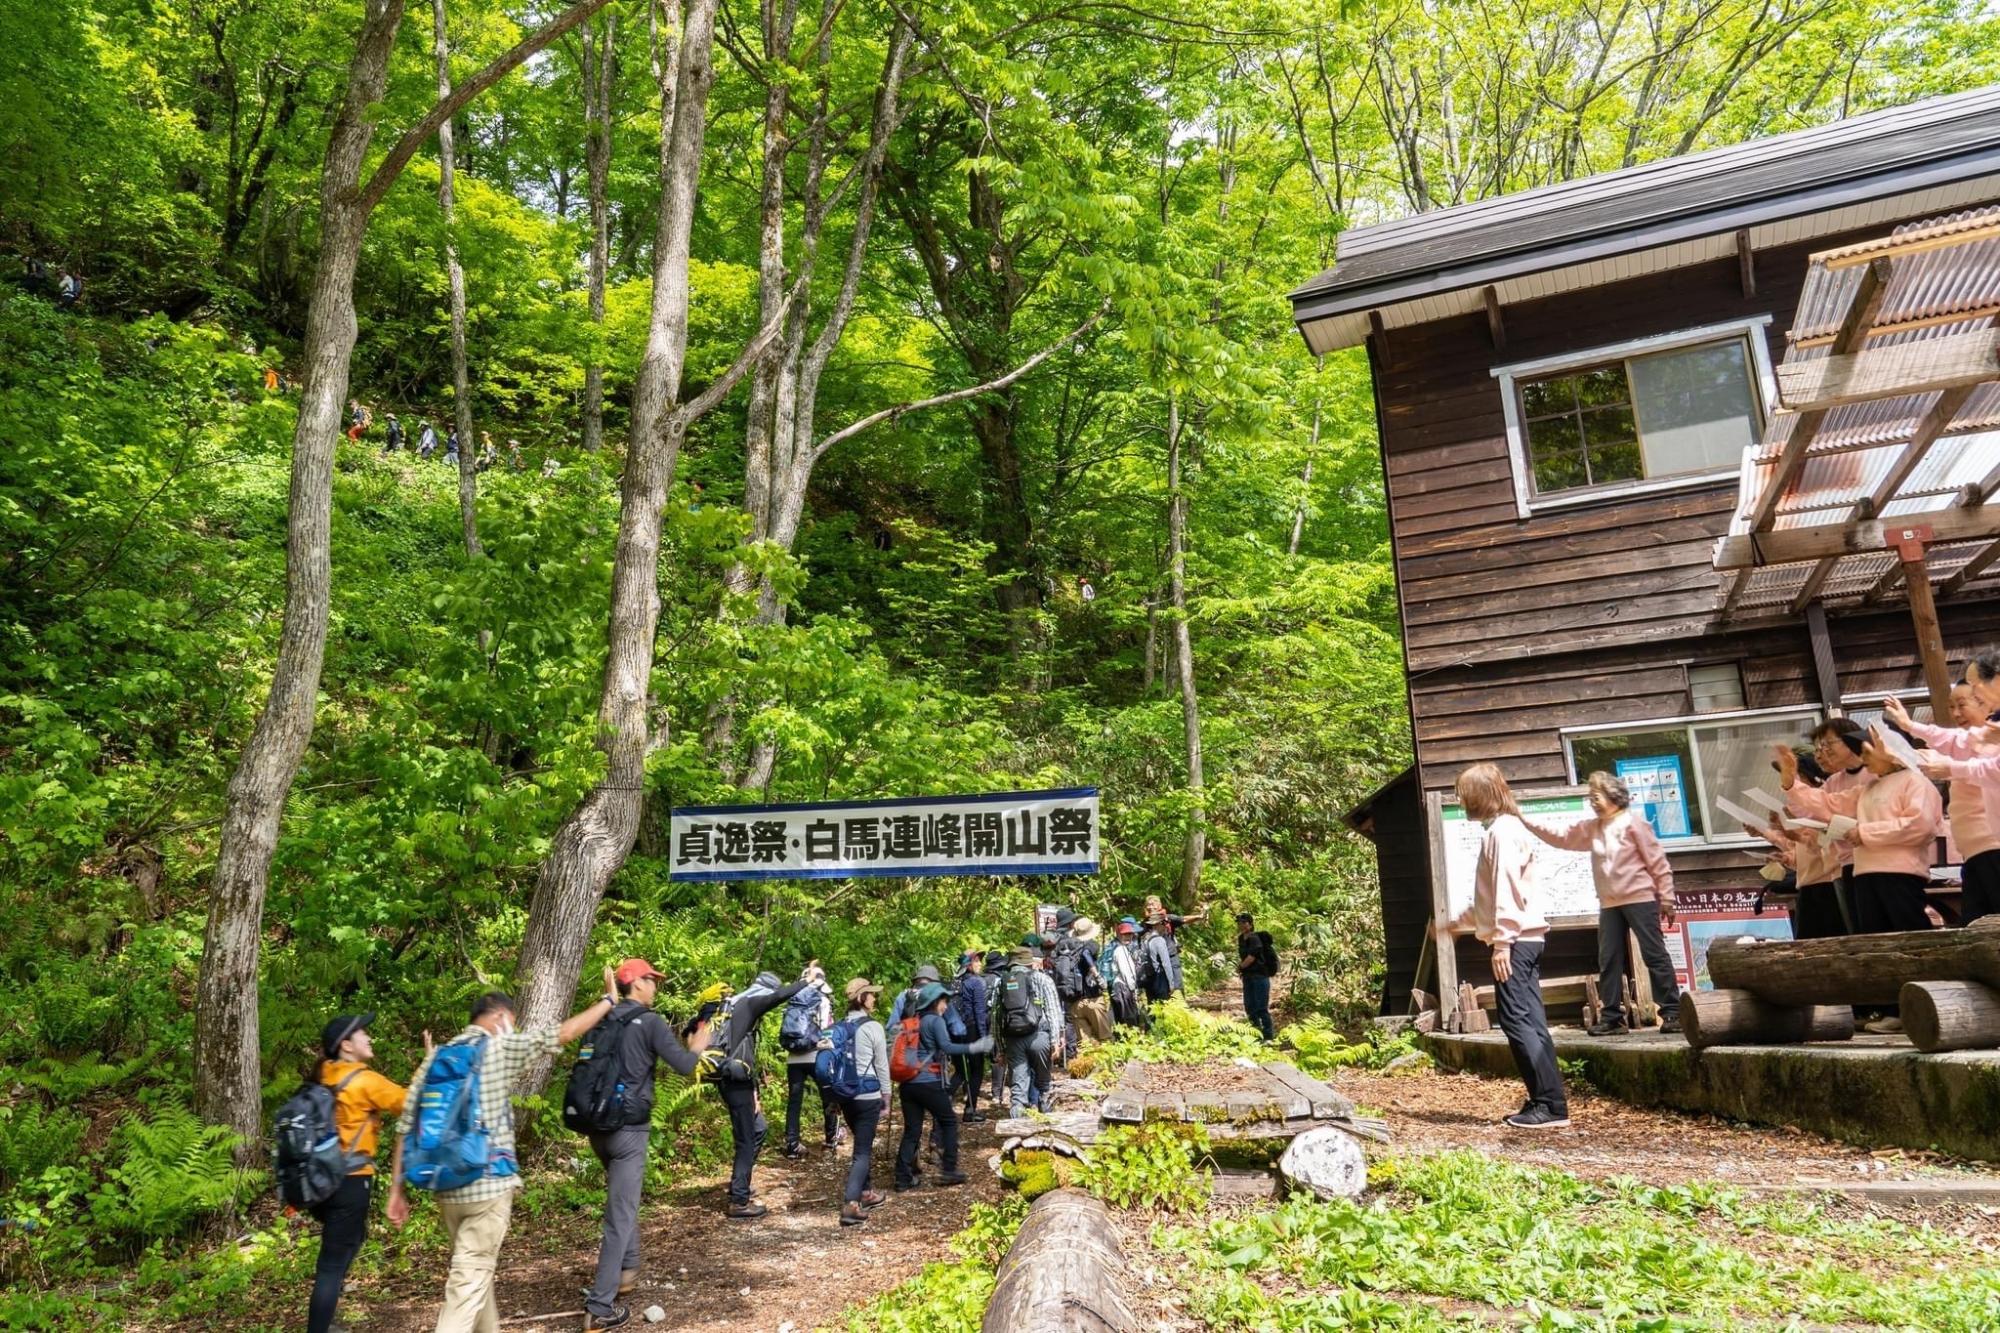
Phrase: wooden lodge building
[{"left": 1297, "top": 88, "right": 2000, "bottom": 1016}]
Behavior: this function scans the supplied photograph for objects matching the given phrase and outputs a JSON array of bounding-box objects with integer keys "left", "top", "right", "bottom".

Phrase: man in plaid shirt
[{"left": 387, "top": 969, "right": 620, "bottom": 1333}]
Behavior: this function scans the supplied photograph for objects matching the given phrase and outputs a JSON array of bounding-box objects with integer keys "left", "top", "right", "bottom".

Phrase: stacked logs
[{"left": 1685, "top": 917, "right": 2000, "bottom": 1052}]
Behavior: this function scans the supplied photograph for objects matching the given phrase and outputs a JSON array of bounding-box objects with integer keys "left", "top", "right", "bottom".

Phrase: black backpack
[
  {"left": 1250, "top": 931, "right": 1281, "bottom": 978},
  {"left": 273, "top": 1070, "right": 369, "bottom": 1208},
  {"left": 997, "top": 967, "right": 1042, "bottom": 1038},
  {"left": 562, "top": 1005, "right": 650, "bottom": 1133}
]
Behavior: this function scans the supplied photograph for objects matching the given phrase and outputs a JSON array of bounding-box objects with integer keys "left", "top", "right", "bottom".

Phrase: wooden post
[
  {"left": 1708, "top": 920, "right": 2000, "bottom": 1006},
  {"left": 1889, "top": 525, "right": 1954, "bottom": 719},
  {"left": 1805, "top": 601, "right": 1843, "bottom": 716},
  {"left": 1627, "top": 930, "right": 1658, "bottom": 1026},
  {"left": 1683, "top": 990, "right": 1855, "bottom": 1048}
]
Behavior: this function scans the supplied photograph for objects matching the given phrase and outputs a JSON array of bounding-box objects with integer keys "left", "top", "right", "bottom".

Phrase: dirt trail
[{"left": 353, "top": 1118, "right": 1005, "bottom": 1333}]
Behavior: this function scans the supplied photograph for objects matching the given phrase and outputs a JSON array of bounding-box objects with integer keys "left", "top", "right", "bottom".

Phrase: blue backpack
[
  {"left": 403, "top": 1037, "right": 516, "bottom": 1192},
  {"left": 812, "top": 1019, "right": 879, "bottom": 1101},
  {"left": 779, "top": 988, "right": 824, "bottom": 1054}
]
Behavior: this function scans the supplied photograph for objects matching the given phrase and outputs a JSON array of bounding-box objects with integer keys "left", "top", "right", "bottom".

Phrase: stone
[
  {"left": 644, "top": 1306, "right": 668, "bottom": 1324},
  {"left": 1278, "top": 1126, "right": 1367, "bottom": 1201},
  {"left": 1382, "top": 1051, "right": 1430, "bottom": 1074}
]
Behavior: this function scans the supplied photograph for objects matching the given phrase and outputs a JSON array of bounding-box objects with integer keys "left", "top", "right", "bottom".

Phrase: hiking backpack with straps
[
  {"left": 1049, "top": 937, "right": 1100, "bottom": 1002},
  {"left": 887, "top": 1013, "right": 931, "bottom": 1083},
  {"left": 403, "top": 1037, "right": 514, "bottom": 1192},
  {"left": 1251, "top": 931, "right": 1281, "bottom": 978},
  {"left": 996, "top": 968, "right": 1041, "bottom": 1039},
  {"left": 813, "top": 1018, "right": 878, "bottom": 1099},
  {"left": 273, "top": 1070, "right": 369, "bottom": 1208},
  {"left": 778, "top": 988, "right": 824, "bottom": 1054},
  {"left": 562, "top": 1004, "right": 649, "bottom": 1134}
]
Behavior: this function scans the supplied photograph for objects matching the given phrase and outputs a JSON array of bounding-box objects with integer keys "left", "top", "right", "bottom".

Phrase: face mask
[{"left": 496, "top": 1015, "right": 515, "bottom": 1036}]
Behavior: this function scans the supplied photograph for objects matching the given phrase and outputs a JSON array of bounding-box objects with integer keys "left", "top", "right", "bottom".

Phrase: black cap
[
  {"left": 1235, "top": 911, "right": 1254, "bottom": 924},
  {"left": 321, "top": 1012, "right": 375, "bottom": 1058},
  {"left": 1054, "top": 908, "right": 1077, "bottom": 929}
]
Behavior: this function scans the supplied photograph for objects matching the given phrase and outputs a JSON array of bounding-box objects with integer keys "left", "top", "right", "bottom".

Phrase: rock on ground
[{"left": 1279, "top": 1126, "right": 1367, "bottom": 1200}]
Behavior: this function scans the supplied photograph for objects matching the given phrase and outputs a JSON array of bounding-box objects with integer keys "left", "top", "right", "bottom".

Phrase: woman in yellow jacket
[{"left": 309, "top": 1013, "right": 408, "bottom": 1333}]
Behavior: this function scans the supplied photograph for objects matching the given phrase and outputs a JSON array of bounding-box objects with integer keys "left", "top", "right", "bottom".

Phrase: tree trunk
[
  {"left": 512, "top": 0, "right": 717, "bottom": 1085},
  {"left": 1289, "top": 385, "right": 1321, "bottom": 556},
  {"left": 1901, "top": 980, "right": 2000, "bottom": 1053},
  {"left": 1166, "top": 392, "right": 1204, "bottom": 911},
  {"left": 580, "top": 9, "right": 616, "bottom": 452},
  {"left": 982, "top": 1190, "right": 1138, "bottom": 1333},
  {"left": 193, "top": 0, "right": 615, "bottom": 1149},
  {"left": 435, "top": 0, "right": 480, "bottom": 556},
  {"left": 1706, "top": 920, "right": 2000, "bottom": 1008},
  {"left": 1682, "top": 991, "right": 1854, "bottom": 1049},
  {"left": 193, "top": 0, "right": 409, "bottom": 1155}
]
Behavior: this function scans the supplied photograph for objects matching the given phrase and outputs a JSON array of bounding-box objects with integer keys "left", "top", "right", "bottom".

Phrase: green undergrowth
[
  {"left": 844, "top": 1197, "right": 1029, "bottom": 1333},
  {"left": 1282, "top": 1016, "right": 1432, "bottom": 1078},
  {"left": 1089, "top": 998, "right": 1266, "bottom": 1077},
  {"left": 1155, "top": 1150, "right": 2000, "bottom": 1330}
]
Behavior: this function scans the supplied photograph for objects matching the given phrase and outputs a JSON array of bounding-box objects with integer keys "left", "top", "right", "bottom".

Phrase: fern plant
[
  {"left": 88, "top": 1106, "right": 260, "bottom": 1243},
  {"left": 0, "top": 1101, "right": 89, "bottom": 1188}
]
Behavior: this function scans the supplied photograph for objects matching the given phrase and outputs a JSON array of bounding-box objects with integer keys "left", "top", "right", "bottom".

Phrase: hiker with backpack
[
  {"left": 386, "top": 972, "right": 625, "bottom": 1332},
  {"left": 999, "top": 944, "right": 1061, "bottom": 1115},
  {"left": 1139, "top": 913, "right": 1177, "bottom": 1004},
  {"left": 1236, "top": 912, "right": 1281, "bottom": 1041},
  {"left": 982, "top": 949, "right": 1011, "bottom": 1107},
  {"left": 683, "top": 971, "right": 811, "bottom": 1219},
  {"left": 822, "top": 978, "right": 890, "bottom": 1226},
  {"left": 563, "top": 958, "right": 714, "bottom": 1332},
  {"left": 418, "top": 421, "right": 439, "bottom": 460},
  {"left": 1107, "top": 918, "right": 1148, "bottom": 1029},
  {"left": 891, "top": 982, "right": 993, "bottom": 1191},
  {"left": 780, "top": 962, "right": 841, "bottom": 1160},
  {"left": 276, "top": 1012, "right": 408, "bottom": 1333},
  {"left": 383, "top": 413, "right": 404, "bottom": 453},
  {"left": 1045, "top": 908, "right": 1100, "bottom": 1059},
  {"left": 950, "top": 951, "right": 990, "bottom": 1123}
]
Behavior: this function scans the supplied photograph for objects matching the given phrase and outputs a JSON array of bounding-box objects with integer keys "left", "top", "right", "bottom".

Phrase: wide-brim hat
[
  {"left": 915, "top": 982, "right": 949, "bottom": 1011},
  {"left": 1072, "top": 917, "right": 1101, "bottom": 942},
  {"left": 845, "top": 977, "right": 881, "bottom": 1004},
  {"left": 913, "top": 963, "right": 943, "bottom": 984}
]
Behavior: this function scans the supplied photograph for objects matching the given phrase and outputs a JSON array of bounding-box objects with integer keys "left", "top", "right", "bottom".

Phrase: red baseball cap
[{"left": 615, "top": 958, "right": 667, "bottom": 985}]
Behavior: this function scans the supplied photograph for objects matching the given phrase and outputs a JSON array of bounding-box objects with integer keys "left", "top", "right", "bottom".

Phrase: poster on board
[
  {"left": 1616, "top": 754, "right": 1694, "bottom": 840},
  {"left": 1681, "top": 914, "right": 1793, "bottom": 991},
  {"left": 1434, "top": 791, "right": 1600, "bottom": 931}
]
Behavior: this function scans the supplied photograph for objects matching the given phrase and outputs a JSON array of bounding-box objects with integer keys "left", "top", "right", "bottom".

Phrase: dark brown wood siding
[{"left": 1355, "top": 769, "right": 1431, "bottom": 1016}]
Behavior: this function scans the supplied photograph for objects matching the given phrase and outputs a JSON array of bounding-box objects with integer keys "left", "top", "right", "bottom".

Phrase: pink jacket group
[
  {"left": 1902, "top": 718, "right": 2000, "bottom": 862},
  {"left": 1786, "top": 765, "right": 1942, "bottom": 879}
]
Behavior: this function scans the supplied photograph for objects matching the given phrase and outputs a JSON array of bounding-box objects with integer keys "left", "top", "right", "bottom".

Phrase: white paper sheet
[
  {"left": 1744, "top": 787, "right": 1789, "bottom": 816},
  {"left": 1871, "top": 723, "right": 1929, "bottom": 776},
  {"left": 1781, "top": 814, "right": 1828, "bottom": 831},
  {"left": 1715, "top": 794, "right": 1770, "bottom": 829}
]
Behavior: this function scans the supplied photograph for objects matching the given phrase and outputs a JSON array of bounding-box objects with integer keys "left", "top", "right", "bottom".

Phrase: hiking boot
[
  {"left": 839, "top": 1203, "right": 867, "bottom": 1227},
  {"left": 782, "top": 1141, "right": 807, "bottom": 1160},
  {"left": 1504, "top": 1106, "right": 1571, "bottom": 1131},
  {"left": 1658, "top": 1014, "right": 1682, "bottom": 1035},
  {"left": 859, "top": 1189, "right": 885, "bottom": 1209},
  {"left": 936, "top": 1170, "right": 968, "bottom": 1187},
  {"left": 618, "top": 1268, "right": 640, "bottom": 1295},
  {"left": 1863, "top": 1016, "right": 1905, "bottom": 1035},
  {"left": 1585, "top": 1019, "right": 1628, "bottom": 1037},
  {"left": 726, "top": 1201, "right": 768, "bottom": 1220},
  {"left": 893, "top": 1178, "right": 921, "bottom": 1191},
  {"left": 962, "top": 1111, "right": 988, "bottom": 1124},
  {"left": 584, "top": 1306, "right": 632, "bottom": 1331}
]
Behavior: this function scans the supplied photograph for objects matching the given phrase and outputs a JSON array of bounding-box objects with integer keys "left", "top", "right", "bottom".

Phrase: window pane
[
  {"left": 1570, "top": 729, "right": 1704, "bottom": 839},
  {"left": 1533, "top": 445, "right": 1588, "bottom": 494},
  {"left": 1587, "top": 441, "right": 1642, "bottom": 485},
  {"left": 1575, "top": 365, "right": 1629, "bottom": 408},
  {"left": 1521, "top": 376, "right": 1576, "bottom": 418},
  {"left": 1629, "top": 339, "right": 1758, "bottom": 478},
  {"left": 1690, "top": 714, "right": 1820, "bottom": 842}
]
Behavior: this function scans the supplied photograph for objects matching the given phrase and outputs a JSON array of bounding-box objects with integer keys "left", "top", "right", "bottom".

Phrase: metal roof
[
  {"left": 1717, "top": 206, "right": 2000, "bottom": 618},
  {"left": 1291, "top": 86, "right": 2000, "bottom": 352}
]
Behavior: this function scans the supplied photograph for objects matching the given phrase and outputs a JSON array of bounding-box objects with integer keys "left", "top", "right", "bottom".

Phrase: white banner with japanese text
[{"left": 668, "top": 788, "right": 1099, "bottom": 882}]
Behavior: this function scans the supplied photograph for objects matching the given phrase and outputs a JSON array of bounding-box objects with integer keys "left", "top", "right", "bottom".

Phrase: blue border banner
[{"left": 668, "top": 788, "right": 1099, "bottom": 882}]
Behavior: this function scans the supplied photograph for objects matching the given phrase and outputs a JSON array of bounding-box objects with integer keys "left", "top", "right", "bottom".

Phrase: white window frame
[
  {"left": 1559, "top": 702, "right": 1822, "bottom": 848},
  {"left": 1493, "top": 315, "right": 1778, "bottom": 519}
]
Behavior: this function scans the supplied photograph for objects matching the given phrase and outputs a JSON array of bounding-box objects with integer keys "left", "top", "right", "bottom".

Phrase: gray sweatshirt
[{"left": 844, "top": 1008, "right": 888, "bottom": 1102}]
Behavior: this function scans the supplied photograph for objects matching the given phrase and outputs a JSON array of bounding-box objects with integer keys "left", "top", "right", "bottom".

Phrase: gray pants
[
  {"left": 584, "top": 1125, "right": 649, "bottom": 1317},
  {"left": 1007, "top": 1029, "right": 1051, "bottom": 1113}
]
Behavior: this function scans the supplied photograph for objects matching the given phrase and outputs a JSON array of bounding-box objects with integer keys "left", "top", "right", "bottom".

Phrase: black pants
[
  {"left": 1597, "top": 903, "right": 1681, "bottom": 1022},
  {"left": 784, "top": 1062, "right": 838, "bottom": 1148},
  {"left": 895, "top": 1081, "right": 958, "bottom": 1185},
  {"left": 307, "top": 1173, "right": 372, "bottom": 1333},
  {"left": 1963, "top": 850, "right": 2000, "bottom": 927},
  {"left": 1492, "top": 939, "right": 1566, "bottom": 1116},
  {"left": 1851, "top": 872, "right": 1933, "bottom": 934},
  {"left": 718, "top": 1078, "right": 765, "bottom": 1204},
  {"left": 1793, "top": 880, "right": 1849, "bottom": 939},
  {"left": 836, "top": 1096, "right": 882, "bottom": 1203},
  {"left": 953, "top": 1053, "right": 986, "bottom": 1115}
]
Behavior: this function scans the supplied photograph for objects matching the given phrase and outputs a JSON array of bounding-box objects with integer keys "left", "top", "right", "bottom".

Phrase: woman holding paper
[
  {"left": 1520, "top": 772, "right": 1682, "bottom": 1036},
  {"left": 1889, "top": 668, "right": 2000, "bottom": 925},
  {"left": 1455, "top": 763, "right": 1568, "bottom": 1130},
  {"left": 1775, "top": 725, "right": 1942, "bottom": 934},
  {"left": 1779, "top": 724, "right": 1875, "bottom": 939}
]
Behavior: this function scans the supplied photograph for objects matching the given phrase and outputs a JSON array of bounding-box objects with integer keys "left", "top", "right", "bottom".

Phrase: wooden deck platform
[{"left": 1424, "top": 1027, "right": 2000, "bottom": 1161}]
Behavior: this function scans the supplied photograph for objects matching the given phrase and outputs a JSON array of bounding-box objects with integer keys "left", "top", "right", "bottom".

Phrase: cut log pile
[{"left": 1688, "top": 917, "right": 2000, "bottom": 1052}]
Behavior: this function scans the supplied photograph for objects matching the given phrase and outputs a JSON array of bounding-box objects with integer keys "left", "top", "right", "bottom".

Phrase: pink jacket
[
  {"left": 1472, "top": 813, "right": 1547, "bottom": 946},
  {"left": 1792, "top": 766, "right": 1873, "bottom": 886},
  {"left": 1787, "top": 766, "right": 1942, "bottom": 879},
  {"left": 1520, "top": 810, "right": 1673, "bottom": 910},
  {"left": 1906, "top": 719, "right": 2000, "bottom": 861}
]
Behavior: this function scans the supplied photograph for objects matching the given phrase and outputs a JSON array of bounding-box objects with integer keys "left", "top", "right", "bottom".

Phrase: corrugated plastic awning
[{"left": 1715, "top": 206, "right": 2000, "bottom": 618}]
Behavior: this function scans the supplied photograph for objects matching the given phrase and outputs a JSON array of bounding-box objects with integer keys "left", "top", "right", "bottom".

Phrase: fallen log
[
  {"left": 1682, "top": 990, "right": 1855, "bottom": 1049},
  {"left": 1901, "top": 980, "right": 2000, "bottom": 1053},
  {"left": 1706, "top": 918, "right": 2000, "bottom": 1007},
  {"left": 982, "top": 1189, "right": 1138, "bottom": 1333}
]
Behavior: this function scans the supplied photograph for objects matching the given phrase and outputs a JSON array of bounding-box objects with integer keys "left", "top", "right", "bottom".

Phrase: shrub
[
  {"left": 88, "top": 1106, "right": 260, "bottom": 1245},
  {"left": 1079, "top": 1122, "right": 1211, "bottom": 1210},
  {"left": 0, "top": 1101, "right": 90, "bottom": 1190}
]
